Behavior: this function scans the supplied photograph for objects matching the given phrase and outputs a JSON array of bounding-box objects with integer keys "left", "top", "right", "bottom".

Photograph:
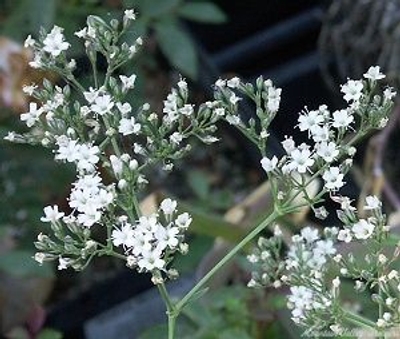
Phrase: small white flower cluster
[
  {"left": 335, "top": 195, "right": 383, "bottom": 244},
  {"left": 212, "top": 76, "right": 282, "bottom": 157},
  {"left": 260, "top": 66, "right": 394, "bottom": 195},
  {"left": 16, "top": 12, "right": 205, "bottom": 277},
  {"left": 285, "top": 227, "right": 337, "bottom": 326},
  {"left": 111, "top": 199, "right": 192, "bottom": 274},
  {"left": 9, "top": 9, "right": 400, "bottom": 336},
  {"left": 248, "top": 226, "right": 340, "bottom": 331},
  {"left": 248, "top": 192, "right": 400, "bottom": 334}
]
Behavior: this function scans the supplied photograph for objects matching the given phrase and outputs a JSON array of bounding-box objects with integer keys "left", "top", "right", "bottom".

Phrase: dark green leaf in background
[
  {"left": 123, "top": 0, "right": 180, "bottom": 18},
  {"left": 179, "top": 2, "right": 227, "bottom": 24},
  {"left": 0, "top": 251, "right": 53, "bottom": 278},
  {"left": 155, "top": 19, "right": 198, "bottom": 79},
  {"left": 27, "top": 0, "right": 57, "bottom": 33}
]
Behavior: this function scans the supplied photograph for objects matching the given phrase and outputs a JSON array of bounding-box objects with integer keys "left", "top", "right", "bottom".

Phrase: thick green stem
[
  {"left": 167, "top": 313, "right": 177, "bottom": 339},
  {"left": 176, "top": 208, "right": 283, "bottom": 311}
]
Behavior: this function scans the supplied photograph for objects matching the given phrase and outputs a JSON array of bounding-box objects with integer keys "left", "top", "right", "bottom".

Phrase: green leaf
[
  {"left": 123, "top": 17, "right": 149, "bottom": 45},
  {"left": 187, "top": 170, "right": 209, "bottom": 200},
  {"left": 132, "top": 0, "right": 180, "bottom": 18},
  {"left": 180, "top": 203, "right": 246, "bottom": 243},
  {"left": 182, "top": 301, "right": 215, "bottom": 327},
  {"left": 179, "top": 2, "right": 227, "bottom": 24},
  {"left": 28, "top": 0, "right": 57, "bottom": 32},
  {"left": 154, "top": 19, "right": 198, "bottom": 79},
  {"left": 0, "top": 251, "right": 53, "bottom": 278},
  {"left": 220, "top": 329, "right": 253, "bottom": 339},
  {"left": 173, "top": 235, "right": 213, "bottom": 273},
  {"left": 37, "top": 329, "right": 63, "bottom": 339},
  {"left": 180, "top": 287, "right": 209, "bottom": 310}
]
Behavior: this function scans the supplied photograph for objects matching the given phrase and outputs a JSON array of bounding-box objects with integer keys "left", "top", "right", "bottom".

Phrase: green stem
[
  {"left": 156, "top": 276, "right": 177, "bottom": 339},
  {"left": 167, "top": 312, "right": 177, "bottom": 339},
  {"left": 344, "top": 309, "right": 376, "bottom": 329},
  {"left": 157, "top": 279, "right": 175, "bottom": 312},
  {"left": 102, "top": 117, "right": 121, "bottom": 157},
  {"left": 176, "top": 208, "right": 283, "bottom": 311}
]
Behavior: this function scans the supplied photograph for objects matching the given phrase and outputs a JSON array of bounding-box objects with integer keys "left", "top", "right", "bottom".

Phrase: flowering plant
[{"left": 6, "top": 10, "right": 399, "bottom": 339}]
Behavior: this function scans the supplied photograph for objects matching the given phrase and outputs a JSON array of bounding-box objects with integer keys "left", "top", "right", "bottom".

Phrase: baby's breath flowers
[{"left": 6, "top": 8, "right": 398, "bottom": 339}]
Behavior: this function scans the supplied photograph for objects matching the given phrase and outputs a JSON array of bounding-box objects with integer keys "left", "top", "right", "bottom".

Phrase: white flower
[
  {"left": 175, "top": 212, "right": 192, "bottom": 228},
  {"left": 341, "top": 80, "right": 363, "bottom": 102},
  {"left": 55, "top": 138, "right": 80, "bottom": 162},
  {"left": 300, "top": 227, "right": 319, "bottom": 243},
  {"left": 83, "top": 87, "right": 99, "bottom": 103},
  {"left": 124, "top": 9, "right": 136, "bottom": 21},
  {"left": 337, "top": 229, "right": 352, "bottom": 243},
  {"left": 137, "top": 215, "right": 159, "bottom": 233},
  {"left": 331, "top": 196, "right": 356, "bottom": 211},
  {"left": 260, "top": 156, "right": 278, "bottom": 173},
  {"left": 310, "top": 125, "right": 329, "bottom": 142},
  {"left": 170, "top": 132, "right": 183, "bottom": 145},
  {"left": 288, "top": 285, "right": 314, "bottom": 319},
  {"left": 20, "top": 102, "right": 44, "bottom": 127},
  {"left": 112, "top": 224, "right": 135, "bottom": 247},
  {"left": 138, "top": 249, "right": 165, "bottom": 271},
  {"left": 332, "top": 277, "right": 340, "bottom": 288},
  {"left": 352, "top": 219, "right": 375, "bottom": 240},
  {"left": 34, "top": 252, "right": 46, "bottom": 265},
  {"left": 75, "top": 144, "right": 100, "bottom": 172},
  {"left": 215, "top": 79, "right": 226, "bottom": 88},
  {"left": 298, "top": 109, "right": 324, "bottom": 132},
  {"left": 40, "top": 205, "right": 65, "bottom": 223},
  {"left": 267, "top": 86, "right": 281, "bottom": 113},
  {"left": 288, "top": 148, "right": 314, "bottom": 173},
  {"left": 58, "top": 257, "right": 71, "bottom": 270},
  {"left": 377, "top": 318, "right": 387, "bottom": 328},
  {"left": 177, "top": 79, "right": 187, "bottom": 90},
  {"left": 388, "top": 270, "right": 398, "bottom": 280},
  {"left": 154, "top": 225, "right": 180, "bottom": 249},
  {"left": 160, "top": 198, "right": 177, "bottom": 215},
  {"left": 74, "top": 27, "right": 87, "bottom": 39},
  {"left": 229, "top": 93, "right": 241, "bottom": 105},
  {"left": 384, "top": 87, "right": 396, "bottom": 101},
  {"left": 274, "top": 225, "right": 282, "bottom": 236},
  {"left": 77, "top": 207, "right": 102, "bottom": 227},
  {"left": 90, "top": 94, "right": 114, "bottom": 115},
  {"left": 322, "top": 167, "right": 344, "bottom": 191},
  {"left": 364, "top": 195, "right": 381, "bottom": 210},
  {"left": 282, "top": 136, "right": 295, "bottom": 154},
  {"left": 314, "top": 239, "right": 336, "bottom": 256},
  {"left": 24, "top": 35, "right": 35, "bottom": 48},
  {"left": 316, "top": 141, "right": 339, "bottom": 163},
  {"left": 29, "top": 54, "right": 43, "bottom": 69},
  {"left": 22, "top": 84, "right": 37, "bottom": 96},
  {"left": 332, "top": 109, "right": 354, "bottom": 128},
  {"left": 43, "top": 26, "right": 70, "bottom": 57},
  {"left": 179, "top": 104, "right": 194, "bottom": 116},
  {"left": 227, "top": 77, "right": 240, "bottom": 88},
  {"left": 363, "top": 66, "right": 385, "bottom": 81},
  {"left": 120, "top": 74, "right": 136, "bottom": 91},
  {"left": 118, "top": 117, "right": 141, "bottom": 135},
  {"left": 226, "top": 115, "right": 241, "bottom": 125},
  {"left": 116, "top": 102, "right": 132, "bottom": 115}
]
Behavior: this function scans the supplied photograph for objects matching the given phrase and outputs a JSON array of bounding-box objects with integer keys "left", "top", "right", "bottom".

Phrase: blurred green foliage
[{"left": 0, "top": 0, "right": 226, "bottom": 78}]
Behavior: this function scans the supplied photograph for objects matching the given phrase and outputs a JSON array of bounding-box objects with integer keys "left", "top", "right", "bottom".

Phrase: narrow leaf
[
  {"left": 179, "top": 2, "right": 227, "bottom": 24},
  {"left": 155, "top": 20, "right": 198, "bottom": 79},
  {"left": 138, "top": 0, "right": 180, "bottom": 18},
  {"left": 0, "top": 251, "right": 53, "bottom": 278},
  {"left": 28, "top": 0, "right": 57, "bottom": 32}
]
